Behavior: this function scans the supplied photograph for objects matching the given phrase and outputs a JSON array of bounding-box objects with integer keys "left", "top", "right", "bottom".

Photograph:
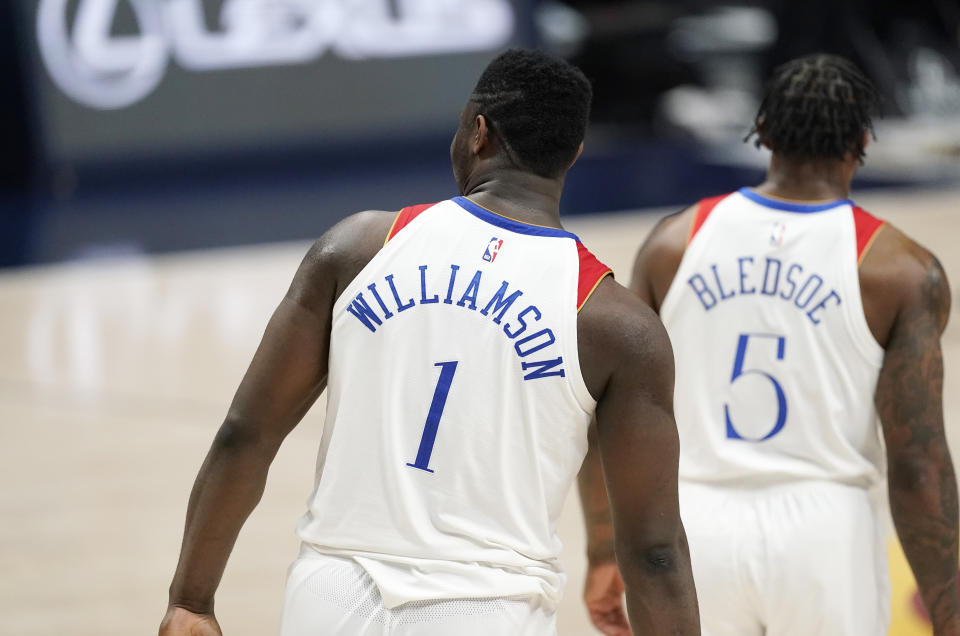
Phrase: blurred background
[
  {"left": 1, "top": 2, "right": 959, "bottom": 635},
  {"left": 1, "top": 0, "right": 958, "bottom": 267}
]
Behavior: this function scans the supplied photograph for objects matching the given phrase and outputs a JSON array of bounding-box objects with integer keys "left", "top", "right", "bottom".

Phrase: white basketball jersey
[
  {"left": 660, "top": 188, "right": 887, "bottom": 488},
  {"left": 297, "top": 198, "right": 612, "bottom": 609}
]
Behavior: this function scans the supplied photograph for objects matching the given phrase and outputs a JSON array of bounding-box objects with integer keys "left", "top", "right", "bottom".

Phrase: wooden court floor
[{"left": 0, "top": 188, "right": 957, "bottom": 635}]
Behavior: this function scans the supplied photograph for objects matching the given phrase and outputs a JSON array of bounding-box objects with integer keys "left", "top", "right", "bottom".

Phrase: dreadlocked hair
[
  {"left": 470, "top": 49, "right": 592, "bottom": 178},
  {"left": 747, "top": 54, "right": 880, "bottom": 162}
]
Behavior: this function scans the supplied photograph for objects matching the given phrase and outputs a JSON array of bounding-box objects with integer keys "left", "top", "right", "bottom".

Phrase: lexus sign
[{"left": 37, "top": 0, "right": 515, "bottom": 110}]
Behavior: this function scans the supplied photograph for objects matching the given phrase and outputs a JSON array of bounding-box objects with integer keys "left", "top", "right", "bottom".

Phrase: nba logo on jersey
[
  {"left": 770, "top": 222, "right": 787, "bottom": 246},
  {"left": 483, "top": 237, "right": 504, "bottom": 262}
]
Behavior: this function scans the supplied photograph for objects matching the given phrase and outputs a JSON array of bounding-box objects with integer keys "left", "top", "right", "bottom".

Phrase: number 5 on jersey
[
  {"left": 406, "top": 361, "right": 458, "bottom": 473},
  {"left": 725, "top": 333, "right": 787, "bottom": 442}
]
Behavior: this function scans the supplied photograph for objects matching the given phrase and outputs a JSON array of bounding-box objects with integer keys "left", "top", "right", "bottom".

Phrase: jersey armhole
[
  {"left": 852, "top": 205, "right": 886, "bottom": 265},
  {"left": 576, "top": 242, "right": 614, "bottom": 312},
  {"left": 384, "top": 203, "right": 438, "bottom": 245},
  {"left": 687, "top": 193, "right": 731, "bottom": 244}
]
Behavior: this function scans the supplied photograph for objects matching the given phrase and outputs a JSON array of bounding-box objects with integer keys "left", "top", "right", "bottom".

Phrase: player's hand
[
  {"left": 584, "top": 560, "right": 631, "bottom": 636},
  {"left": 159, "top": 605, "right": 223, "bottom": 636}
]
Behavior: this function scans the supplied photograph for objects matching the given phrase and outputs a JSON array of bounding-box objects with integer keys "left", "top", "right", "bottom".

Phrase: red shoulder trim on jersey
[
  {"left": 687, "top": 193, "right": 732, "bottom": 244},
  {"left": 577, "top": 242, "right": 614, "bottom": 312},
  {"left": 852, "top": 205, "right": 886, "bottom": 265},
  {"left": 384, "top": 203, "right": 438, "bottom": 244}
]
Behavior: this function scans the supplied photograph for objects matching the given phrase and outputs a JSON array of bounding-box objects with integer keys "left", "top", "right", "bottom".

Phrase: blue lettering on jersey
[
  {"left": 385, "top": 274, "right": 416, "bottom": 313},
  {"left": 711, "top": 264, "right": 735, "bottom": 301},
  {"left": 367, "top": 282, "right": 394, "bottom": 319},
  {"left": 456, "top": 270, "right": 483, "bottom": 310},
  {"left": 760, "top": 258, "right": 781, "bottom": 296},
  {"left": 780, "top": 263, "right": 802, "bottom": 301},
  {"left": 514, "top": 328, "right": 556, "bottom": 356},
  {"left": 686, "top": 256, "right": 842, "bottom": 325},
  {"left": 738, "top": 257, "right": 756, "bottom": 295},
  {"left": 688, "top": 274, "right": 717, "bottom": 311},
  {"left": 419, "top": 265, "right": 440, "bottom": 304},
  {"left": 794, "top": 274, "right": 823, "bottom": 309},
  {"left": 480, "top": 281, "right": 523, "bottom": 324},
  {"left": 504, "top": 305, "right": 540, "bottom": 339},
  {"left": 806, "top": 290, "right": 842, "bottom": 325},
  {"left": 345, "top": 293, "right": 383, "bottom": 332},
  {"left": 521, "top": 357, "right": 565, "bottom": 380},
  {"left": 345, "top": 264, "right": 565, "bottom": 381},
  {"left": 443, "top": 265, "right": 459, "bottom": 304}
]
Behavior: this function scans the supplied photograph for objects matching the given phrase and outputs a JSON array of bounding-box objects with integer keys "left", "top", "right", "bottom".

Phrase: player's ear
[
  {"left": 473, "top": 114, "right": 490, "bottom": 155},
  {"left": 569, "top": 141, "right": 585, "bottom": 169},
  {"left": 845, "top": 130, "right": 871, "bottom": 165},
  {"left": 754, "top": 117, "right": 772, "bottom": 151}
]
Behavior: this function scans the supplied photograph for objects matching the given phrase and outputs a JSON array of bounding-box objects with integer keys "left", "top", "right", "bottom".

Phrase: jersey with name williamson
[{"left": 296, "top": 197, "right": 611, "bottom": 609}]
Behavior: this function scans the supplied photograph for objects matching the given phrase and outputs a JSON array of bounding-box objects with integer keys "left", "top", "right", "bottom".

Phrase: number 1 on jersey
[{"left": 406, "top": 361, "right": 458, "bottom": 473}]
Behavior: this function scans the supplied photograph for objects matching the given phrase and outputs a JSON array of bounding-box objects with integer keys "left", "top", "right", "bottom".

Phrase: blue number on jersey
[
  {"left": 724, "top": 333, "right": 787, "bottom": 442},
  {"left": 406, "top": 361, "right": 458, "bottom": 473}
]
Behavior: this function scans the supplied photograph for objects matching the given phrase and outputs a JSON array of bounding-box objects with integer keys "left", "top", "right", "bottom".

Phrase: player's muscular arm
[
  {"left": 578, "top": 417, "right": 615, "bottom": 563},
  {"left": 577, "top": 419, "right": 627, "bottom": 635},
  {"left": 629, "top": 207, "right": 693, "bottom": 311},
  {"left": 160, "top": 211, "right": 396, "bottom": 635},
  {"left": 875, "top": 248, "right": 959, "bottom": 635},
  {"left": 579, "top": 280, "right": 700, "bottom": 635},
  {"left": 577, "top": 208, "right": 693, "bottom": 635}
]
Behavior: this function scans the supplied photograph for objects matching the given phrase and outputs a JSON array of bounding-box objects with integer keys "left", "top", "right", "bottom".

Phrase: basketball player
[
  {"left": 579, "top": 54, "right": 959, "bottom": 635},
  {"left": 159, "top": 49, "right": 699, "bottom": 636}
]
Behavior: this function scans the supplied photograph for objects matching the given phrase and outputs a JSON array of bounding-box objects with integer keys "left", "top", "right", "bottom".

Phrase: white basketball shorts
[
  {"left": 279, "top": 549, "right": 557, "bottom": 636},
  {"left": 679, "top": 480, "right": 890, "bottom": 636}
]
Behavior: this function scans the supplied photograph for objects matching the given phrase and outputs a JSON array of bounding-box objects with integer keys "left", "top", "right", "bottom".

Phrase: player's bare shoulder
[
  {"left": 578, "top": 275, "right": 675, "bottom": 402},
  {"left": 287, "top": 210, "right": 398, "bottom": 313},
  {"left": 859, "top": 221, "right": 951, "bottom": 348},
  {"left": 631, "top": 205, "right": 697, "bottom": 310},
  {"left": 642, "top": 206, "right": 696, "bottom": 258}
]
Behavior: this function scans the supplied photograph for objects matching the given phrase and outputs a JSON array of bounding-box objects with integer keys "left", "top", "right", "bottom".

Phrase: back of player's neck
[
  {"left": 464, "top": 174, "right": 564, "bottom": 229},
  {"left": 759, "top": 160, "right": 853, "bottom": 202}
]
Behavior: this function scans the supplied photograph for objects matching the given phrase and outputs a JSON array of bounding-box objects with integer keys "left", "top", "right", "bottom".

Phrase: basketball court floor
[{"left": 1, "top": 187, "right": 957, "bottom": 635}]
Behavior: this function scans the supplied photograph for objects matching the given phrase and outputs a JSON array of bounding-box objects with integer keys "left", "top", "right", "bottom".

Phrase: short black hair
[
  {"left": 747, "top": 54, "right": 880, "bottom": 162},
  {"left": 470, "top": 49, "right": 592, "bottom": 178}
]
